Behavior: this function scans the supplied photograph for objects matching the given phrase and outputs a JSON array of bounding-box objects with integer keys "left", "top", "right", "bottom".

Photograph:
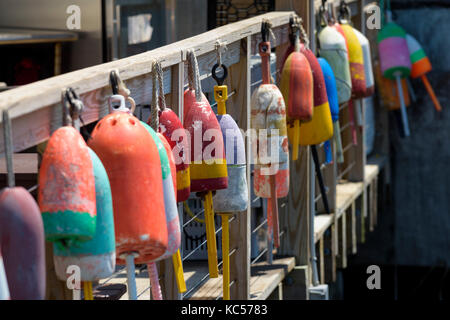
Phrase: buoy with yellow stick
[
  {"left": 183, "top": 50, "right": 228, "bottom": 278},
  {"left": 211, "top": 59, "right": 248, "bottom": 300}
]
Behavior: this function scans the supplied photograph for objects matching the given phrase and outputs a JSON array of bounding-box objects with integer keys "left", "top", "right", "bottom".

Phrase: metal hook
[
  {"left": 211, "top": 63, "right": 228, "bottom": 86},
  {"left": 110, "top": 70, "right": 119, "bottom": 95},
  {"left": 261, "top": 20, "right": 270, "bottom": 42}
]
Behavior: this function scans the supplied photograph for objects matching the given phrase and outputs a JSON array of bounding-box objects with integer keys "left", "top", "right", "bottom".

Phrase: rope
[
  {"left": 215, "top": 40, "right": 228, "bottom": 66},
  {"left": 186, "top": 49, "right": 202, "bottom": 102},
  {"left": 150, "top": 60, "right": 159, "bottom": 131},
  {"left": 155, "top": 61, "right": 167, "bottom": 111}
]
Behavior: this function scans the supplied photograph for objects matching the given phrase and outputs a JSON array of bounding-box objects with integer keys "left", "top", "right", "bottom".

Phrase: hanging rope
[
  {"left": 215, "top": 40, "right": 228, "bottom": 67},
  {"left": 150, "top": 60, "right": 159, "bottom": 131},
  {"left": 186, "top": 49, "right": 202, "bottom": 102},
  {"left": 155, "top": 61, "right": 167, "bottom": 111}
]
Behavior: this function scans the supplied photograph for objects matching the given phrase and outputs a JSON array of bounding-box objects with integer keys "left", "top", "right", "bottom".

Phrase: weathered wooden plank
[
  {"left": 314, "top": 214, "right": 334, "bottom": 244},
  {"left": 0, "top": 153, "right": 37, "bottom": 174},
  {"left": 337, "top": 213, "right": 347, "bottom": 269}
]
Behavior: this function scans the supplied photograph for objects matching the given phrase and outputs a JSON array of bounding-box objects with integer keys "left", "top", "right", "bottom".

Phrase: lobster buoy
[
  {"left": 183, "top": 50, "right": 228, "bottom": 278},
  {"left": 140, "top": 122, "right": 180, "bottom": 261},
  {"left": 159, "top": 108, "right": 191, "bottom": 202},
  {"left": 213, "top": 85, "right": 248, "bottom": 213},
  {"left": 39, "top": 126, "right": 96, "bottom": 246},
  {"left": 0, "top": 187, "right": 46, "bottom": 299},
  {"left": 88, "top": 112, "right": 168, "bottom": 265},
  {"left": 210, "top": 65, "right": 248, "bottom": 300},
  {"left": 280, "top": 31, "right": 313, "bottom": 161},
  {"left": 318, "top": 25, "right": 352, "bottom": 104},
  {"left": 353, "top": 28, "right": 375, "bottom": 97},
  {"left": 298, "top": 44, "right": 334, "bottom": 146},
  {"left": 377, "top": 14, "right": 412, "bottom": 136},
  {"left": 1, "top": 110, "right": 45, "bottom": 300},
  {"left": 53, "top": 148, "right": 116, "bottom": 283},
  {"left": 406, "top": 34, "right": 442, "bottom": 112},
  {"left": 252, "top": 22, "right": 289, "bottom": 249},
  {"left": 318, "top": 57, "right": 344, "bottom": 164},
  {"left": 339, "top": 24, "right": 367, "bottom": 98}
]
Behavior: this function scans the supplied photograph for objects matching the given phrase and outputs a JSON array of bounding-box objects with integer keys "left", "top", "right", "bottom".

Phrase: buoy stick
[
  {"left": 125, "top": 254, "right": 138, "bottom": 300},
  {"left": 311, "top": 145, "right": 330, "bottom": 214},
  {"left": 147, "top": 262, "right": 163, "bottom": 300},
  {"left": 270, "top": 174, "right": 280, "bottom": 248},
  {"left": 292, "top": 120, "right": 300, "bottom": 161},
  {"left": 172, "top": 250, "right": 186, "bottom": 293},
  {"left": 203, "top": 191, "right": 219, "bottom": 278},
  {"left": 219, "top": 213, "right": 231, "bottom": 300},
  {"left": 324, "top": 140, "right": 333, "bottom": 164},
  {"left": 421, "top": 75, "right": 442, "bottom": 112},
  {"left": 0, "top": 256, "right": 10, "bottom": 300},
  {"left": 355, "top": 100, "right": 363, "bottom": 127},
  {"left": 83, "top": 281, "right": 93, "bottom": 300},
  {"left": 395, "top": 75, "right": 410, "bottom": 136},
  {"left": 333, "top": 121, "right": 344, "bottom": 163}
]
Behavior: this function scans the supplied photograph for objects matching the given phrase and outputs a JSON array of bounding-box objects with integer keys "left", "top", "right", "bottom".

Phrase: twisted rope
[{"left": 186, "top": 49, "right": 202, "bottom": 102}]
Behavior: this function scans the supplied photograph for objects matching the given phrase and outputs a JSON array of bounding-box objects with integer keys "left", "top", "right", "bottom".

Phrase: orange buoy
[
  {"left": 280, "top": 18, "right": 314, "bottom": 161},
  {"left": 88, "top": 112, "right": 168, "bottom": 265},
  {"left": 39, "top": 127, "right": 96, "bottom": 247}
]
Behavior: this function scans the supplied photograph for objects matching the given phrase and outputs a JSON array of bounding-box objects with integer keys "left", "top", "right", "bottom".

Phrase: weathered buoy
[
  {"left": 252, "top": 21, "right": 289, "bottom": 249},
  {"left": 39, "top": 127, "right": 96, "bottom": 247},
  {"left": 210, "top": 63, "right": 248, "bottom": 300},
  {"left": 53, "top": 148, "right": 116, "bottom": 283}
]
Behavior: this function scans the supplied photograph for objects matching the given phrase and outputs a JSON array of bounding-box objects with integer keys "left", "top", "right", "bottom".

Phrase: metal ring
[{"left": 211, "top": 63, "right": 228, "bottom": 86}]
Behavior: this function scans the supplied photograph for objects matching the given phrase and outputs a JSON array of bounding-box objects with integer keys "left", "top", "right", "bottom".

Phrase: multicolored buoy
[
  {"left": 252, "top": 21, "right": 289, "bottom": 250},
  {"left": 39, "top": 90, "right": 97, "bottom": 248},
  {"left": 280, "top": 17, "right": 314, "bottom": 161},
  {"left": 53, "top": 148, "right": 116, "bottom": 299},
  {"left": 406, "top": 34, "right": 442, "bottom": 112},
  {"left": 377, "top": 12, "right": 412, "bottom": 136}
]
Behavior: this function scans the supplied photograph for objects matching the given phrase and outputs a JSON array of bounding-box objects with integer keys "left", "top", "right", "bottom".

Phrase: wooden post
[
  {"left": 227, "top": 37, "right": 251, "bottom": 300},
  {"left": 324, "top": 226, "right": 336, "bottom": 283},
  {"left": 337, "top": 213, "right": 347, "bottom": 269}
]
